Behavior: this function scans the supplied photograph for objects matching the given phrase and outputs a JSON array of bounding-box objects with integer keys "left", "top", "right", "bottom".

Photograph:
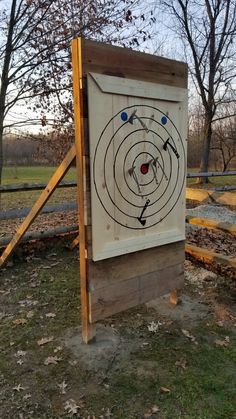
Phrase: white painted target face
[{"left": 87, "top": 73, "right": 187, "bottom": 261}]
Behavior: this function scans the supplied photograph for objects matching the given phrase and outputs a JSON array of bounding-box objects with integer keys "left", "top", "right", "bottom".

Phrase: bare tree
[
  {"left": 159, "top": 0, "right": 236, "bottom": 182},
  {"left": 0, "top": 0, "right": 155, "bottom": 183},
  {"left": 211, "top": 115, "right": 236, "bottom": 171}
]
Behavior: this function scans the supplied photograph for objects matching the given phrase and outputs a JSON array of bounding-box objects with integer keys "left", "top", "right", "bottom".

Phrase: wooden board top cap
[{"left": 79, "top": 37, "right": 188, "bottom": 88}]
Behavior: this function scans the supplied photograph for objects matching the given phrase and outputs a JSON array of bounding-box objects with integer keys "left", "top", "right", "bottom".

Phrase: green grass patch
[{"left": 2, "top": 166, "right": 76, "bottom": 184}]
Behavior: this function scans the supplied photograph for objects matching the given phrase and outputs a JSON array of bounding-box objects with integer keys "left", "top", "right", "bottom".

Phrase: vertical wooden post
[{"left": 72, "top": 38, "right": 96, "bottom": 343}]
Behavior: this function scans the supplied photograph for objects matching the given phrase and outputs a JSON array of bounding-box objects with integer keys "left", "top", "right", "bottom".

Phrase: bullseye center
[{"left": 140, "top": 163, "right": 149, "bottom": 175}]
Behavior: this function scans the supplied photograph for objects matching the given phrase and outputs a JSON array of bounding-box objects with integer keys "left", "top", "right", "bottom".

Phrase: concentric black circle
[{"left": 93, "top": 104, "right": 186, "bottom": 230}]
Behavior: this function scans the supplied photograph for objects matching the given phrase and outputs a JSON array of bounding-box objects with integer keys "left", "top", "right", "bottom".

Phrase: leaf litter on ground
[
  {"left": 44, "top": 356, "right": 62, "bottom": 365},
  {"left": 37, "top": 336, "right": 54, "bottom": 346}
]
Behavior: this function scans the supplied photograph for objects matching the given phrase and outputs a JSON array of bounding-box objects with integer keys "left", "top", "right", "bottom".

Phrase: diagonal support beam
[{"left": 0, "top": 144, "right": 76, "bottom": 267}]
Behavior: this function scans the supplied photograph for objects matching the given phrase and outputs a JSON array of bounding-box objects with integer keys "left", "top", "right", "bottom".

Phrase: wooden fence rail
[
  {"left": 186, "top": 170, "right": 236, "bottom": 178},
  {"left": 0, "top": 180, "right": 77, "bottom": 193},
  {"left": 0, "top": 171, "right": 235, "bottom": 194},
  {"left": 0, "top": 225, "right": 78, "bottom": 247},
  {"left": 0, "top": 202, "right": 77, "bottom": 220}
]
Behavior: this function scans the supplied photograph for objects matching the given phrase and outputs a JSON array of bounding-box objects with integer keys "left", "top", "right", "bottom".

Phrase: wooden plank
[
  {"left": 185, "top": 244, "right": 236, "bottom": 272},
  {"left": 81, "top": 39, "right": 187, "bottom": 88},
  {"left": 186, "top": 188, "right": 236, "bottom": 207},
  {"left": 88, "top": 240, "right": 185, "bottom": 291},
  {"left": 72, "top": 38, "right": 95, "bottom": 343},
  {"left": 89, "top": 262, "right": 184, "bottom": 322},
  {"left": 0, "top": 225, "right": 78, "bottom": 248},
  {"left": 70, "top": 234, "right": 80, "bottom": 250},
  {"left": 186, "top": 215, "right": 236, "bottom": 236},
  {"left": 0, "top": 145, "right": 76, "bottom": 267}
]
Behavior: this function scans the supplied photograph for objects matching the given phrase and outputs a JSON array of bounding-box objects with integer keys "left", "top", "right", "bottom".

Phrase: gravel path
[{"left": 186, "top": 204, "right": 236, "bottom": 224}]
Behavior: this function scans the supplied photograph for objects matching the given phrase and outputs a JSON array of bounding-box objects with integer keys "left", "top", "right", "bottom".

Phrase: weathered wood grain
[
  {"left": 88, "top": 240, "right": 185, "bottom": 291},
  {"left": 89, "top": 262, "right": 184, "bottom": 322},
  {"left": 81, "top": 39, "right": 187, "bottom": 88}
]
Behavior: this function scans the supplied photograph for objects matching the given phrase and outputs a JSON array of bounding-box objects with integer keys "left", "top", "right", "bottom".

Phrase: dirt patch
[
  {"left": 146, "top": 294, "right": 211, "bottom": 324},
  {"left": 64, "top": 325, "right": 122, "bottom": 372}
]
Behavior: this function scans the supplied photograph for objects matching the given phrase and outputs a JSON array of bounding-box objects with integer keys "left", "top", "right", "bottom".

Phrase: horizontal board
[
  {"left": 90, "top": 72, "right": 187, "bottom": 102},
  {"left": 186, "top": 188, "right": 236, "bottom": 207},
  {"left": 185, "top": 244, "right": 236, "bottom": 270},
  {"left": 186, "top": 215, "right": 236, "bottom": 236},
  {"left": 81, "top": 39, "right": 187, "bottom": 88},
  {"left": 88, "top": 240, "right": 184, "bottom": 291},
  {"left": 89, "top": 262, "right": 184, "bottom": 322}
]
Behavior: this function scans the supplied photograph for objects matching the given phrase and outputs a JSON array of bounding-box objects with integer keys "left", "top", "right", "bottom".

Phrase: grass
[
  {"left": 1, "top": 166, "right": 77, "bottom": 211},
  {"left": 2, "top": 166, "right": 76, "bottom": 185},
  {"left": 0, "top": 239, "right": 236, "bottom": 418}
]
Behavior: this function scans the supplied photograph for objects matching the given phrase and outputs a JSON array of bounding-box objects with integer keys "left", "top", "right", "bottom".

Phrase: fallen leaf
[
  {"left": 37, "top": 336, "right": 54, "bottom": 346},
  {"left": 151, "top": 405, "right": 160, "bottom": 413},
  {"left": 64, "top": 399, "right": 80, "bottom": 415},
  {"left": 215, "top": 336, "right": 230, "bottom": 347},
  {"left": 15, "top": 350, "right": 26, "bottom": 357},
  {"left": 49, "top": 262, "right": 60, "bottom": 267},
  {"left": 160, "top": 386, "right": 171, "bottom": 393},
  {"left": 47, "top": 252, "right": 57, "bottom": 258},
  {"left": 44, "top": 356, "right": 62, "bottom": 365},
  {"left": 26, "top": 310, "right": 34, "bottom": 319},
  {"left": 58, "top": 380, "right": 68, "bottom": 394},
  {"left": 103, "top": 408, "right": 112, "bottom": 418},
  {"left": 69, "top": 360, "right": 78, "bottom": 366},
  {"left": 144, "top": 405, "right": 160, "bottom": 418},
  {"left": 148, "top": 321, "right": 163, "bottom": 333},
  {"left": 54, "top": 346, "right": 63, "bottom": 353},
  {"left": 181, "top": 329, "right": 196, "bottom": 343},
  {"left": 45, "top": 312, "right": 56, "bottom": 318},
  {"left": 12, "top": 318, "right": 27, "bottom": 326},
  {"left": 13, "top": 384, "right": 26, "bottom": 392},
  {"left": 17, "top": 359, "right": 24, "bottom": 365},
  {"left": 23, "top": 394, "right": 31, "bottom": 400},
  {"left": 18, "top": 299, "right": 38, "bottom": 307},
  {"left": 175, "top": 359, "right": 187, "bottom": 370}
]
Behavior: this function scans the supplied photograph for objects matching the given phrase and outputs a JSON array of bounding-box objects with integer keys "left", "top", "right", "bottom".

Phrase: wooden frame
[{"left": 71, "top": 38, "right": 188, "bottom": 343}]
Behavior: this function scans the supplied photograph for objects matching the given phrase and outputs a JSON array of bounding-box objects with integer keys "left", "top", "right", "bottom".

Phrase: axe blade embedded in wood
[
  {"left": 137, "top": 217, "right": 146, "bottom": 226},
  {"left": 137, "top": 199, "right": 150, "bottom": 226},
  {"left": 128, "top": 109, "right": 137, "bottom": 124}
]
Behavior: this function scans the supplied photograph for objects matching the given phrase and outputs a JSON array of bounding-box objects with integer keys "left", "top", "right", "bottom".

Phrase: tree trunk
[
  {"left": 197, "top": 113, "right": 212, "bottom": 184},
  {"left": 0, "top": 119, "right": 4, "bottom": 185},
  {"left": 0, "top": 0, "right": 17, "bottom": 185}
]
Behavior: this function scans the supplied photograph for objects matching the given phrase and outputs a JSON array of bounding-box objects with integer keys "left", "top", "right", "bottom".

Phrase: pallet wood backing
[
  {"left": 81, "top": 39, "right": 187, "bottom": 88},
  {"left": 88, "top": 241, "right": 184, "bottom": 322}
]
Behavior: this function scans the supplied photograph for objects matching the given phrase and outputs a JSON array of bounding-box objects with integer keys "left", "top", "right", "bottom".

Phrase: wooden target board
[
  {"left": 72, "top": 38, "right": 188, "bottom": 343},
  {"left": 88, "top": 73, "right": 187, "bottom": 261}
]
